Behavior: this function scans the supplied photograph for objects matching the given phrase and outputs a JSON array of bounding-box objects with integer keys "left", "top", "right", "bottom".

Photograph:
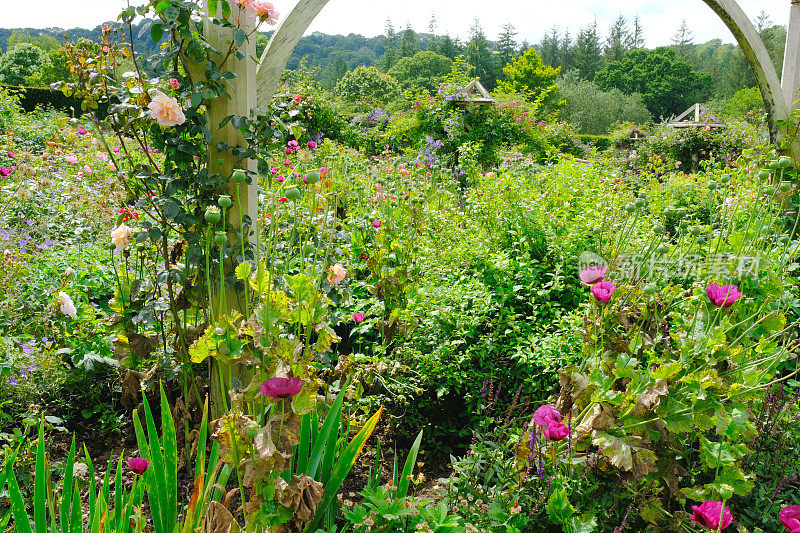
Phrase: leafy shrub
[
  {"left": 558, "top": 74, "right": 652, "bottom": 134},
  {"left": 387, "top": 51, "right": 452, "bottom": 93},
  {"left": 726, "top": 86, "right": 766, "bottom": 125},
  {"left": 335, "top": 66, "right": 403, "bottom": 112}
]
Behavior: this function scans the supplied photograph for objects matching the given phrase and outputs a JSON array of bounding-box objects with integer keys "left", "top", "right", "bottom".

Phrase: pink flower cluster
[
  {"left": 579, "top": 266, "right": 615, "bottom": 302},
  {"left": 533, "top": 404, "right": 569, "bottom": 441},
  {"left": 0, "top": 166, "right": 15, "bottom": 177}
]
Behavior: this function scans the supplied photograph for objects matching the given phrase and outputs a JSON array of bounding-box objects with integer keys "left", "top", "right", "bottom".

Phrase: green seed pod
[
  {"left": 769, "top": 160, "right": 781, "bottom": 170},
  {"left": 657, "top": 244, "right": 669, "bottom": 254},
  {"left": 663, "top": 207, "right": 674, "bottom": 218},
  {"left": 302, "top": 244, "right": 315, "bottom": 255},
  {"left": 780, "top": 182, "right": 792, "bottom": 192},
  {"left": 637, "top": 192, "right": 647, "bottom": 199},
  {"left": 720, "top": 174, "right": 730, "bottom": 184},
  {"left": 205, "top": 207, "right": 222, "bottom": 224},
  {"left": 635, "top": 198, "right": 646, "bottom": 208},
  {"left": 286, "top": 187, "right": 301, "bottom": 201},
  {"left": 218, "top": 195, "right": 233, "bottom": 209},
  {"left": 764, "top": 186, "right": 776, "bottom": 195},
  {"left": 305, "top": 170, "right": 319, "bottom": 184},
  {"left": 779, "top": 235, "right": 791, "bottom": 245},
  {"left": 592, "top": 226, "right": 603, "bottom": 235},
  {"left": 652, "top": 224, "right": 664, "bottom": 234},
  {"left": 643, "top": 285, "right": 658, "bottom": 295},
  {"left": 676, "top": 208, "right": 687, "bottom": 219},
  {"left": 232, "top": 169, "right": 247, "bottom": 183},
  {"left": 778, "top": 156, "right": 792, "bottom": 169},
  {"left": 697, "top": 237, "right": 707, "bottom": 245},
  {"left": 708, "top": 181, "right": 717, "bottom": 190},
  {"left": 757, "top": 169, "right": 771, "bottom": 180},
  {"left": 679, "top": 220, "right": 689, "bottom": 230},
  {"left": 214, "top": 232, "right": 227, "bottom": 246},
  {"left": 690, "top": 227, "right": 701, "bottom": 237},
  {"left": 625, "top": 204, "right": 636, "bottom": 213}
]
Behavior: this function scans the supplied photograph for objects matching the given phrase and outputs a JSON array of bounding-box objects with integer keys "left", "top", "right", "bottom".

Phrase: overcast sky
[{"left": 1, "top": 0, "right": 791, "bottom": 48}]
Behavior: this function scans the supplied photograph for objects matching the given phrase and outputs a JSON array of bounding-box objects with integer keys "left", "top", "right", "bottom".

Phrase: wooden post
[
  {"left": 782, "top": 0, "right": 800, "bottom": 110},
  {"left": 204, "top": 0, "right": 259, "bottom": 417}
]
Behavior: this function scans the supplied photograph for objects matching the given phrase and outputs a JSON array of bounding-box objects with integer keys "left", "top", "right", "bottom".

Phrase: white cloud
[{"left": 1, "top": 0, "right": 791, "bottom": 49}]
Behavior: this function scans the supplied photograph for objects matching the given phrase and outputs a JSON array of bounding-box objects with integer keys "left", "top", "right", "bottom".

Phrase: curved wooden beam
[
  {"left": 781, "top": 0, "right": 800, "bottom": 109},
  {"left": 700, "top": 0, "right": 789, "bottom": 141},
  {"left": 255, "top": 0, "right": 332, "bottom": 106}
]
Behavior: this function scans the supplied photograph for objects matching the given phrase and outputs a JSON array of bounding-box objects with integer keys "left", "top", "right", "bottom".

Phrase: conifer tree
[
  {"left": 604, "top": 14, "right": 629, "bottom": 63},
  {"left": 465, "top": 18, "right": 501, "bottom": 90},
  {"left": 497, "top": 23, "right": 518, "bottom": 69},
  {"left": 573, "top": 21, "right": 604, "bottom": 80}
]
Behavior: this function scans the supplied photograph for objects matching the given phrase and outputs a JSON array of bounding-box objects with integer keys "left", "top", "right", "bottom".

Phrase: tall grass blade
[
  {"left": 304, "top": 407, "right": 382, "bottom": 533},
  {"left": 159, "top": 383, "right": 178, "bottom": 533},
  {"left": 5, "top": 465, "right": 33, "bottom": 533},
  {"left": 396, "top": 430, "right": 423, "bottom": 499},
  {"left": 59, "top": 437, "right": 76, "bottom": 533},
  {"left": 84, "top": 444, "right": 96, "bottom": 527},
  {"left": 307, "top": 387, "right": 345, "bottom": 479},
  {"left": 34, "top": 422, "right": 45, "bottom": 533}
]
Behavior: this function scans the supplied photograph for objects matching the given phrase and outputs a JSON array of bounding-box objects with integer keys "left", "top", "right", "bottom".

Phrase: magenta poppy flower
[
  {"left": 128, "top": 457, "right": 150, "bottom": 475},
  {"left": 706, "top": 283, "right": 742, "bottom": 308},
  {"left": 579, "top": 265, "right": 607, "bottom": 285},
  {"left": 77, "top": 128, "right": 88, "bottom": 135},
  {"left": 260, "top": 377, "right": 303, "bottom": 399},
  {"left": 372, "top": 220, "right": 381, "bottom": 229},
  {"left": 591, "top": 280, "right": 615, "bottom": 302},
  {"left": 307, "top": 141, "right": 317, "bottom": 149},
  {"left": 533, "top": 404, "right": 561, "bottom": 426},
  {"left": 544, "top": 422, "right": 569, "bottom": 441},
  {"left": 284, "top": 147, "right": 293, "bottom": 155},
  {"left": 353, "top": 313, "right": 366, "bottom": 323},
  {"left": 691, "top": 501, "right": 732, "bottom": 530},
  {"left": 781, "top": 505, "right": 800, "bottom": 532},
  {"left": 7, "top": 152, "right": 15, "bottom": 158}
]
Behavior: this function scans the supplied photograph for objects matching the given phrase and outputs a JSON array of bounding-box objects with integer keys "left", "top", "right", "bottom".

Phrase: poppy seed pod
[
  {"left": 205, "top": 207, "right": 221, "bottom": 224},
  {"left": 218, "top": 196, "right": 233, "bottom": 209},
  {"left": 231, "top": 169, "right": 247, "bottom": 183},
  {"left": 214, "top": 232, "right": 227, "bottom": 246}
]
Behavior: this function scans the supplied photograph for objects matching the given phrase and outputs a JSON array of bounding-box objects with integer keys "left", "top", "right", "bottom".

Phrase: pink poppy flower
[
  {"left": 579, "top": 265, "right": 607, "bottom": 285},
  {"left": 372, "top": 220, "right": 381, "bottom": 229},
  {"left": 113, "top": 147, "right": 120, "bottom": 153},
  {"left": 781, "top": 505, "right": 800, "bottom": 532},
  {"left": 591, "top": 280, "right": 616, "bottom": 302},
  {"left": 691, "top": 501, "right": 732, "bottom": 530},
  {"left": 77, "top": 128, "right": 88, "bottom": 135},
  {"left": 706, "top": 283, "right": 742, "bottom": 308},
  {"left": 270, "top": 167, "right": 279, "bottom": 174},
  {"left": 128, "top": 457, "right": 151, "bottom": 475},
  {"left": 353, "top": 313, "right": 365, "bottom": 323},
  {"left": 544, "top": 422, "right": 569, "bottom": 441},
  {"left": 533, "top": 404, "right": 561, "bottom": 426},
  {"left": 260, "top": 377, "right": 303, "bottom": 399},
  {"left": 284, "top": 147, "right": 293, "bottom": 155},
  {"left": 276, "top": 176, "right": 285, "bottom": 183},
  {"left": 7, "top": 152, "right": 14, "bottom": 158},
  {"left": 97, "top": 151, "right": 108, "bottom": 161}
]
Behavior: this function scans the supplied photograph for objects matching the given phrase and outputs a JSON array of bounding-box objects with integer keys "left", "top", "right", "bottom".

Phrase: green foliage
[
  {"left": 335, "top": 66, "right": 403, "bottom": 112},
  {"left": 496, "top": 48, "right": 560, "bottom": 106},
  {"left": 595, "top": 47, "right": 712, "bottom": 119},
  {"left": 0, "top": 85, "right": 82, "bottom": 114},
  {"left": 558, "top": 74, "right": 652, "bottom": 134},
  {"left": 388, "top": 51, "right": 451, "bottom": 93},
  {"left": 726, "top": 86, "right": 766, "bottom": 125},
  {"left": 0, "top": 43, "right": 48, "bottom": 86},
  {"left": 25, "top": 49, "right": 74, "bottom": 88}
]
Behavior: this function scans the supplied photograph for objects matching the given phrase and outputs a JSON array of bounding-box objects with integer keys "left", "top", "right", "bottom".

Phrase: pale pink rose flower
[
  {"left": 111, "top": 223, "right": 132, "bottom": 252},
  {"left": 97, "top": 151, "right": 108, "bottom": 161},
  {"left": 249, "top": 0, "right": 279, "bottom": 24},
  {"left": 58, "top": 291, "right": 78, "bottom": 319},
  {"left": 326, "top": 263, "right": 347, "bottom": 286},
  {"left": 65, "top": 155, "right": 78, "bottom": 164},
  {"left": 147, "top": 90, "right": 186, "bottom": 127},
  {"left": 83, "top": 165, "right": 92, "bottom": 174}
]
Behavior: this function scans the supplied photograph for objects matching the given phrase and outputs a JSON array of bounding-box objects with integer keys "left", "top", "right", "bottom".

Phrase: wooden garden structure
[{"left": 669, "top": 104, "right": 726, "bottom": 130}]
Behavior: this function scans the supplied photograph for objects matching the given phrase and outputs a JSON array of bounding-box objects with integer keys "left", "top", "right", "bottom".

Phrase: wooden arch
[{"left": 256, "top": 0, "right": 796, "bottom": 142}]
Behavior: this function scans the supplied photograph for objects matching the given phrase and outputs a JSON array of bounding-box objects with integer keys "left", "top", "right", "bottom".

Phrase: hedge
[
  {"left": 579, "top": 134, "right": 612, "bottom": 151},
  {"left": 0, "top": 84, "right": 83, "bottom": 115}
]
